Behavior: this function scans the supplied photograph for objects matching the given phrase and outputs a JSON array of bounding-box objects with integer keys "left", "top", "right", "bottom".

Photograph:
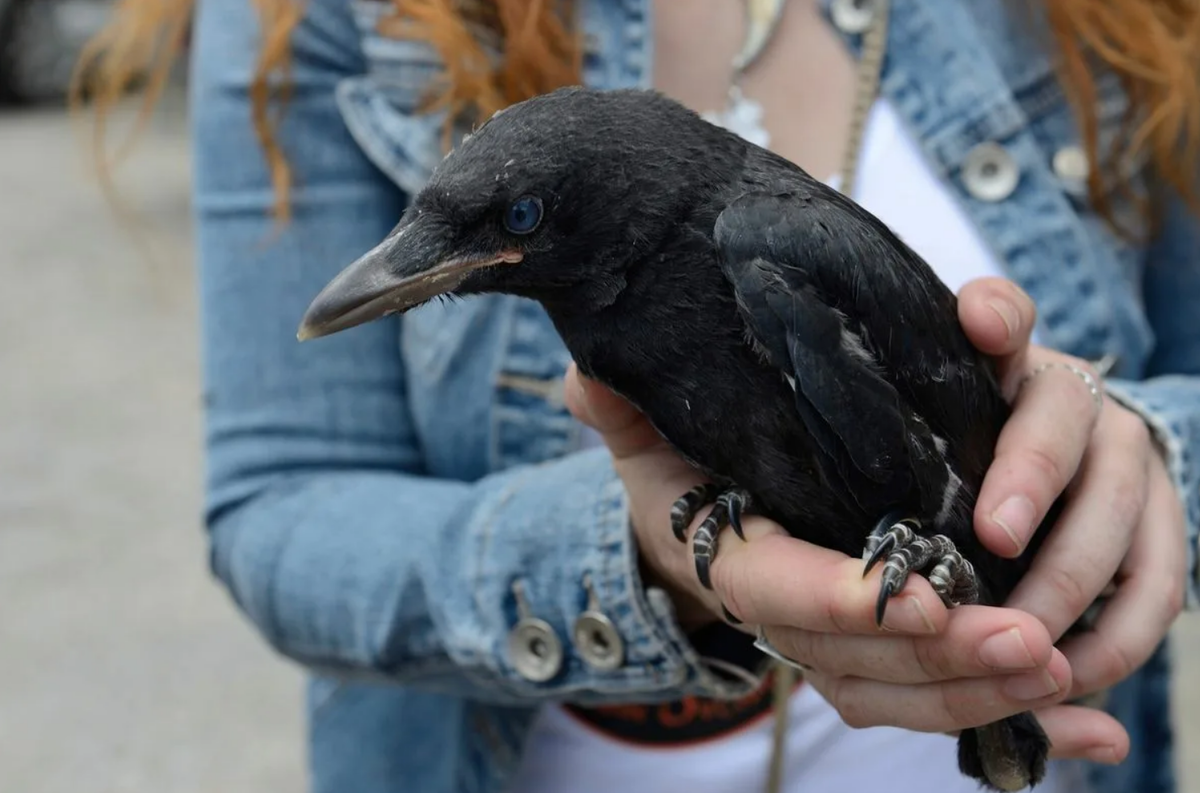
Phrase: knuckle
[
  {"left": 1107, "top": 475, "right": 1148, "bottom": 533},
  {"left": 912, "top": 639, "right": 958, "bottom": 681},
  {"left": 1020, "top": 445, "right": 1070, "bottom": 491},
  {"left": 940, "top": 684, "right": 983, "bottom": 730},
  {"left": 1043, "top": 564, "right": 1090, "bottom": 615},
  {"left": 832, "top": 689, "right": 877, "bottom": 730},
  {"left": 1103, "top": 405, "right": 1151, "bottom": 455},
  {"left": 1119, "top": 410, "right": 1153, "bottom": 448},
  {"left": 824, "top": 587, "right": 857, "bottom": 634},
  {"left": 1093, "top": 638, "right": 1137, "bottom": 690},
  {"left": 775, "top": 630, "right": 818, "bottom": 668}
]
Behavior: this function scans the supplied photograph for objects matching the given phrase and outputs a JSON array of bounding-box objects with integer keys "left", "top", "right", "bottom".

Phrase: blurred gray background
[{"left": 1, "top": 66, "right": 1198, "bottom": 793}]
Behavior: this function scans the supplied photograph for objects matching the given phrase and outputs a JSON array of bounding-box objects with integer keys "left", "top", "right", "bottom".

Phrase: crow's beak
[{"left": 297, "top": 214, "right": 522, "bottom": 341}]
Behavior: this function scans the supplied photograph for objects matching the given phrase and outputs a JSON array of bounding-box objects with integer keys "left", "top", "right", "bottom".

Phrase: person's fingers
[
  {"left": 957, "top": 277, "right": 1038, "bottom": 364},
  {"left": 761, "top": 607, "right": 1054, "bottom": 684},
  {"left": 805, "top": 648, "right": 1072, "bottom": 733},
  {"left": 1003, "top": 404, "right": 1149, "bottom": 639},
  {"left": 704, "top": 526, "right": 950, "bottom": 636},
  {"left": 1033, "top": 705, "right": 1131, "bottom": 763},
  {"left": 563, "top": 362, "right": 666, "bottom": 458},
  {"left": 1058, "top": 457, "right": 1186, "bottom": 698},
  {"left": 973, "top": 356, "right": 1104, "bottom": 557}
]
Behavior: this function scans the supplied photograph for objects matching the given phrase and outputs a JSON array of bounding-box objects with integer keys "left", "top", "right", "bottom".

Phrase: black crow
[{"left": 296, "top": 86, "right": 1063, "bottom": 791}]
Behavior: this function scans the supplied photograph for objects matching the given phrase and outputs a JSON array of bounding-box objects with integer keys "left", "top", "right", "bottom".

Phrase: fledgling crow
[{"left": 296, "top": 86, "right": 1065, "bottom": 791}]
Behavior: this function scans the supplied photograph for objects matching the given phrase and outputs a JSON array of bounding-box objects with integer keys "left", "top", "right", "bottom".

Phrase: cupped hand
[
  {"left": 564, "top": 362, "right": 1105, "bottom": 756},
  {"left": 954, "top": 277, "right": 1188, "bottom": 762}
]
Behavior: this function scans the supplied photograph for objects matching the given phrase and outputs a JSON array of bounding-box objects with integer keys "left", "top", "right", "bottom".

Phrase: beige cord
[{"left": 762, "top": 3, "right": 891, "bottom": 792}]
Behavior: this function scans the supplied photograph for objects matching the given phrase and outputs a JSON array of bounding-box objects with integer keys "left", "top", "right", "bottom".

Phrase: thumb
[
  {"left": 956, "top": 277, "right": 1038, "bottom": 399},
  {"left": 564, "top": 362, "right": 666, "bottom": 459}
]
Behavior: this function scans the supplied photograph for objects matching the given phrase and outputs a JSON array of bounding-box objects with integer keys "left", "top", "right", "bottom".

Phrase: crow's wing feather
[{"left": 714, "top": 188, "right": 961, "bottom": 514}]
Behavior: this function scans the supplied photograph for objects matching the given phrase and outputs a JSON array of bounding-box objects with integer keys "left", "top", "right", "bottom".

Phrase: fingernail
[
  {"left": 978, "top": 628, "right": 1037, "bottom": 670},
  {"left": 1003, "top": 669, "right": 1060, "bottom": 701},
  {"left": 1087, "top": 745, "right": 1120, "bottom": 764},
  {"left": 883, "top": 594, "right": 937, "bottom": 634},
  {"left": 986, "top": 298, "right": 1020, "bottom": 340},
  {"left": 991, "top": 495, "right": 1035, "bottom": 553}
]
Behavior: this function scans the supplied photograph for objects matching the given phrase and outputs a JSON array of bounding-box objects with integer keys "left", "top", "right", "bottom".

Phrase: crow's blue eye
[{"left": 504, "top": 195, "right": 543, "bottom": 234}]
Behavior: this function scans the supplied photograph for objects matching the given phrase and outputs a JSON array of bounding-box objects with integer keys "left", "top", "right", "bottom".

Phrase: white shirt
[{"left": 509, "top": 100, "right": 1077, "bottom": 793}]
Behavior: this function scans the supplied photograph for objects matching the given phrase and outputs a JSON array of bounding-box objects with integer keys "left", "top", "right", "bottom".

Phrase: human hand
[
  {"left": 954, "top": 276, "right": 1189, "bottom": 763},
  {"left": 564, "top": 362, "right": 1087, "bottom": 749}
]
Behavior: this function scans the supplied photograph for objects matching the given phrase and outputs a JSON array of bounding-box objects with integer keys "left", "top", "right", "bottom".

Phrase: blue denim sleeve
[
  {"left": 1104, "top": 192, "right": 1200, "bottom": 607},
  {"left": 189, "top": 0, "right": 751, "bottom": 704}
]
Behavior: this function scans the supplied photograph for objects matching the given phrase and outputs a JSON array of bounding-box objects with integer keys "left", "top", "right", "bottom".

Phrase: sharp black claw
[
  {"left": 862, "top": 516, "right": 981, "bottom": 628},
  {"left": 863, "top": 533, "right": 896, "bottom": 577},
  {"left": 875, "top": 580, "right": 894, "bottom": 626},
  {"left": 671, "top": 520, "right": 688, "bottom": 543},
  {"left": 728, "top": 507, "right": 745, "bottom": 540},
  {"left": 696, "top": 552, "right": 713, "bottom": 590}
]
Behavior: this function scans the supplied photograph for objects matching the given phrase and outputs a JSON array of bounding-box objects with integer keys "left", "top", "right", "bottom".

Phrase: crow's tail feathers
[{"left": 958, "top": 710, "right": 1051, "bottom": 791}]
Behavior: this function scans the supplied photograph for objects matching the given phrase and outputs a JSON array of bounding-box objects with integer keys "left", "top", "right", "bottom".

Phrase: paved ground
[{"left": 1, "top": 92, "right": 1197, "bottom": 793}]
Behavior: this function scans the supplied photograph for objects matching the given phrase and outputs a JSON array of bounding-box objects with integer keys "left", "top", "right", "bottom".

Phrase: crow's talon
[
  {"left": 673, "top": 486, "right": 754, "bottom": 589},
  {"left": 719, "top": 489, "right": 750, "bottom": 540},
  {"left": 863, "top": 518, "right": 979, "bottom": 625},
  {"left": 670, "top": 483, "right": 721, "bottom": 542},
  {"left": 693, "top": 523, "right": 715, "bottom": 589}
]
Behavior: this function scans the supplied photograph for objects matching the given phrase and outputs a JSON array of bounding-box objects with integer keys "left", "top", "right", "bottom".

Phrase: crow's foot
[
  {"left": 669, "top": 485, "right": 753, "bottom": 590},
  {"left": 670, "top": 483, "right": 721, "bottom": 542},
  {"left": 863, "top": 515, "right": 979, "bottom": 625}
]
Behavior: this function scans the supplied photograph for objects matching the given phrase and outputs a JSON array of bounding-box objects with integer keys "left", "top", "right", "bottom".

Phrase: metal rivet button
[
  {"left": 507, "top": 581, "right": 563, "bottom": 683},
  {"left": 572, "top": 574, "right": 625, "bottom": 671},
  {"left": 1053, "top": 145, "right": 1089, "bottom": 181},
  {"left": 962, "top": 142, "right": 1020, "bottom": 202},
  {"left": 831, "top": 0, "right": 875, "bottom": 34},
  {"left": 1052, "top": 145, "right": 1089, "bottom": 194}
]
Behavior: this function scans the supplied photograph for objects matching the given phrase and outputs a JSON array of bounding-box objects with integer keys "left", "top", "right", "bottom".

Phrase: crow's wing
[{"left": 714, "top": 188, "right": 971, "bottom": 516}]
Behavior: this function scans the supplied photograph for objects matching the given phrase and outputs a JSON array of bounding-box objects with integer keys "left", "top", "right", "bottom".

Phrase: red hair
[{"left": 76, "top": 0, "right": 1200, "bottom": 233}]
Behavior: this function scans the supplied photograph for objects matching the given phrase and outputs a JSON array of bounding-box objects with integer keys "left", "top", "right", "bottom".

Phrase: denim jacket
[{"left": 190, "top": 0, "right": 1198, "bottom": 791}]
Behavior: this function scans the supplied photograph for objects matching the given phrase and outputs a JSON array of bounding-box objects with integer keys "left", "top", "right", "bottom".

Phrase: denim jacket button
[
  {"left": 1052, "top": 145, "right": 1090, "bottom": 195},
  {"left": 508, "top": 618, "right": 564, "bottom": 682},
  {"left": 962, "top": 142, "right": 1020, "bottom": 202},
  {"left": 507, "top": 580, "right": 564, "bottom": 682},
  {"left": 831, "top": 0, "right": 874, "bottom": 34},
  {"left": 573, "top": 612, "right": 625, "bottom": 671}
]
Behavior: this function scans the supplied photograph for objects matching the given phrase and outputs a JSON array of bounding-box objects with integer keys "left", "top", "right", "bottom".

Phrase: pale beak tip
[{"left": 295, "top": 319, "right": 324, "bottom": 342}]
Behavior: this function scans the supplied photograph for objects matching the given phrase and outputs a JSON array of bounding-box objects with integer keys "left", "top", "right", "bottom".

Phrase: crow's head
[{"left": 297, "top": 86, "right": 743, "bottom": 340}]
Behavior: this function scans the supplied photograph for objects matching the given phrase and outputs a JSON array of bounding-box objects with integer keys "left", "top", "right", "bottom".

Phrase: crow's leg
[
  {"left": 668, "top": 487, "right": 753, "bottom": 590},
  {"left": 670, "top": 483, "right": 722, "bottom": 542},
  {"left": 862, "top": 518, "right": 980, "bottom": 625}
]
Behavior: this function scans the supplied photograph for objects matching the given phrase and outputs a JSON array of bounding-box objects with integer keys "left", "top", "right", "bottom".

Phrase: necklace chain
[{"left": 752, "top": 3, "right": 892, "bottom": 793}]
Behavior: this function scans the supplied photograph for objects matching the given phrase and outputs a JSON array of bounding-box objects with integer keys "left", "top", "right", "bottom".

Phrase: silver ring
[
  {"left": 753, "top": 625, "right": 811, "bottom": 673},
  {"left": 1019, "top": 361, "right": 1104, "bottom": 412}
]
